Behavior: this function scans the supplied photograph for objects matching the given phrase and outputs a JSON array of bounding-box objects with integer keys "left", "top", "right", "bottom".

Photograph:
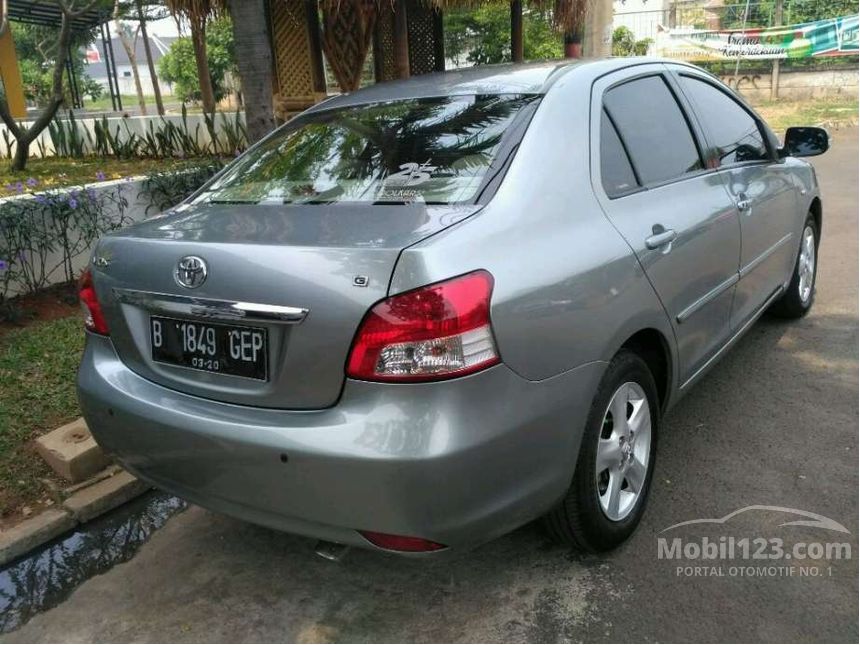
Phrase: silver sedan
[{"left": 77, "top": 59, "right": 827, "bottom": 555}]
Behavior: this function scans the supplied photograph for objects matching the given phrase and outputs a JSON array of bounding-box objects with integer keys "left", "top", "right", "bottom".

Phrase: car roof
[{"left": 305, "top": 58, "right": 688, "bottom": 113}]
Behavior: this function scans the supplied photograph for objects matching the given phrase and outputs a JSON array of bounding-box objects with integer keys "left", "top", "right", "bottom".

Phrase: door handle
[{"left": 645, "top": 228, "right": 677, "bottom": 251}]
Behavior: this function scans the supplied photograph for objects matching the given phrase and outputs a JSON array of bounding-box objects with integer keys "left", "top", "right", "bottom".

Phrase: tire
[
  {"left": 543, "top": 350, "right": 659, "bottom": 552},
  {"left": 770, "top": 214, "right": 819, "bottom": 319}
]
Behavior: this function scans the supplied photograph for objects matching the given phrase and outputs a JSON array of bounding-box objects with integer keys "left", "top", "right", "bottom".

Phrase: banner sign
[{"left": 656, "top": 14, "right": 859, "bottom": 61}]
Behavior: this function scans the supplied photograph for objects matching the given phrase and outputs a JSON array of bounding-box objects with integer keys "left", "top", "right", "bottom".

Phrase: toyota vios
[{"left": 78, "top": 59, "right": 828, "bottom": 554}]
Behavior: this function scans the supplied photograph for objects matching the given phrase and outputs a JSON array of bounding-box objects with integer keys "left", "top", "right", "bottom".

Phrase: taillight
[
  {"left": 346, "top": 270, "right": 499, "bottom": 382},
  {"left": 78, "top": 267, "right": 109, "bottom": 335},
  {"left": 359, "top": 530, "right": 446, "bottom": 552}
]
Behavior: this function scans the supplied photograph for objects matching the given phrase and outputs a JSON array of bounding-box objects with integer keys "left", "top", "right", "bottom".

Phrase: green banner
[{"left": 656, "top": 14, "right": 859, "bottom": 61}]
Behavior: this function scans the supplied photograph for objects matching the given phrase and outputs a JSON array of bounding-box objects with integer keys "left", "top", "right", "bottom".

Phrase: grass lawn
[
  {"left": 80, "top": 95, "right": 190, "bottom": 114},
  {"left": 0, "top": 157, "right": 211, "bottom": 197},
  {"left": 0, "top": 315, "right": 84, "bottom": 520},
  {"left": 755, "top": 95, "right": 859, "bottom": 133},
  {"left": 81, "top": 94, "right": 158, "bottom": 111}
]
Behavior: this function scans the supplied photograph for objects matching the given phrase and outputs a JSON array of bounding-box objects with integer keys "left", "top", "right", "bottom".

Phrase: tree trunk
[
  {"left": 0, "top": 4, "right": 71, "bottom": 171},
  {"left": 137, "top": 0, "right": 164, "bottom": 115},
  {"left": 511, "top": 0, "right": 524, "bottom": 63},
  {"left": 115, "top": 18, "right": 147, "bottom": 115},
  {"left": 12, "top": 135, "right": 31, "bottom": 170},
  {"left": 393, "top": 0, "right": 410, "bottom": 79},
  {"left": 190, "top": 18, "right": 216, "bottom": 114},
  {"left": 583, "top": 0, "right": 612, "bottom": 58},
  {"left": 227, "top": 0, "right": 275, "bottom": 144}
]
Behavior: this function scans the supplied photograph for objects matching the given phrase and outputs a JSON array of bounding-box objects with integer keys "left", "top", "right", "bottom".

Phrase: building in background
[
  {"left": 613, "top": 0, "right": 725, "bottom": 43},
  {"left": 613, "top": 0, "right": 671, "bottom": 42},
  {"left": 84, "top": 34, "right": 176, "bottom": 97}
]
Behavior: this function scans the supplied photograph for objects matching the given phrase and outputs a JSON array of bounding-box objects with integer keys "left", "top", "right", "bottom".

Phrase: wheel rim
[
  {"left": 798, "top": 225, "right": 816, "bottom": 304},
  {"left": 595, "top": 381, "right": 652, "bottom": 522}
]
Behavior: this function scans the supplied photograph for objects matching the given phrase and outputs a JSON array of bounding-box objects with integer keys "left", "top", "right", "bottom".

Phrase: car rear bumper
[{"left": 78, "top": 334, "right": 605, "bottom": 553}]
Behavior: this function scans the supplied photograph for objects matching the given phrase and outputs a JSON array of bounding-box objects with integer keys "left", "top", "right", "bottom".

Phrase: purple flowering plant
[{"left": 1, "top": 181, "right": 132, "bottom": 305}]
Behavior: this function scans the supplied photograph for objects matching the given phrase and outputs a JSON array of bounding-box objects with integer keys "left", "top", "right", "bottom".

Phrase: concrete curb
[
  {"left": 0, "top": 510, "right": 76, "bottom": 566},
  {"left": 64, "top": 471, "right": 150, "bottom": 523},
  {"left": 0, "top": 469, "right": 152, "bottom": 567}
]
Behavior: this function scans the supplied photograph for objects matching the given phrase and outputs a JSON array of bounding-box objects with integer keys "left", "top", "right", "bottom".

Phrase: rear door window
[
  {"left": 600, "top": 109, "right": 639, "bottom": 197},
  {"left": 603, "top": 75, "right": 703, "bottom": 186},
  {"left": 201, "top": 94, "right": 540, "bottom": 206},
  {"left": 677, "top": 75, "right": 770, "bottom": 166}
]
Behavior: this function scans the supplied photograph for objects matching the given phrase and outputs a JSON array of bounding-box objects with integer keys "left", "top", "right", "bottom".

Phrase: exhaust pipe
[{"left": 314, "top": 540, "right": 350, "bottom": 562}]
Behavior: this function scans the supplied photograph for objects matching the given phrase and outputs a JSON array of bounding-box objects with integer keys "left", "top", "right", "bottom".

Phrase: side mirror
[{"left": 779, "top": 126, "right": 830, "bottom": 158}]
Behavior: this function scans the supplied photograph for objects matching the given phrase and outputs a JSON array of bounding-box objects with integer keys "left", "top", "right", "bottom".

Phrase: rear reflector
[
  {"left": 359, "top": 531, "right": 447, "bottom": 552},
  {"left": 78, "top": 268, "right": 109, "bottom": 335},
  {"left": 346, "top": 270, "right": 499, "bottom": 382}
]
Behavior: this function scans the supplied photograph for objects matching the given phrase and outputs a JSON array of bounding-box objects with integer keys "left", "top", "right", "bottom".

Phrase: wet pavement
[
  {"left": 1, "top": 129, "right": 857, "bottom": 642},
  {"left": 0, "top": 493, "right": 186, "bottom": 634}
]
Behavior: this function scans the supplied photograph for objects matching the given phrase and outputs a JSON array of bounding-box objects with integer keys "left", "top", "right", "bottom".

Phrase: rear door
[
  {"left": 591, "top": 66, "right": 741, "bottom": 386},
  {"left": 673, "top": 70, "right": 799, "bottom": 329}
]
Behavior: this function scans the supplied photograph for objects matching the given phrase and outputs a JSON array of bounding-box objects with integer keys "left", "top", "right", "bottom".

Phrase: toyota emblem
[{"left": 175, "top": 256, "right": 208, "bottom": 289}]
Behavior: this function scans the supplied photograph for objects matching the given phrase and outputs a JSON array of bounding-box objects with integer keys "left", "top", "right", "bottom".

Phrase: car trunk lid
[{"left": 93, "top": 202, "right": 479, "bottom": 409}]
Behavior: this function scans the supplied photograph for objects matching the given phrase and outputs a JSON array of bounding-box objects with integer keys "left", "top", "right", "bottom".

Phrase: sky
[{"left": 145, "top": 16, "right": 182, "bottom": 38}]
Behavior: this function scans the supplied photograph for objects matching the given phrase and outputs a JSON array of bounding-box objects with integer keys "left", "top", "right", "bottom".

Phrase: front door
[
  {"left": 591, "top": 67, "right": 741, "bottom": 386},
  {"left": 674, "top": 71, "right": 799, "bottom": 329}
]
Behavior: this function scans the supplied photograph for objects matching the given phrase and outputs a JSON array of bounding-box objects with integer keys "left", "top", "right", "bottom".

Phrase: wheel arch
[
  {"left": 809, "top": 196, "right": 822, "bottom": 237},
  {"left": 618, "top": 328, "right": 673, "bottom": 412}
]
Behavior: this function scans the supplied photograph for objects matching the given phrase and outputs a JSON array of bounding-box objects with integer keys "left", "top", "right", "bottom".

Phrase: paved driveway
[{"left": 5, "top": 128, "right": 858, "bottom": 644}]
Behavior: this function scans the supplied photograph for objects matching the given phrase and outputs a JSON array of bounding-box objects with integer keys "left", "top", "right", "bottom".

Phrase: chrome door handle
[
  {"left": 645, "top": 228, "right": 677, "bottom": 251},
  {"left": 736, "top": 199, "right": 752, "bottom": 212}
]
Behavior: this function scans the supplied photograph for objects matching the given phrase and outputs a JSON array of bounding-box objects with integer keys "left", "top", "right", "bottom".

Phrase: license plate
[{"left": 150, "top": 316, "right": 268, "bottom": 381}]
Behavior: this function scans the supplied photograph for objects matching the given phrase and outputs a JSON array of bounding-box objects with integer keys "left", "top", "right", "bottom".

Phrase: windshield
[{"left": 201, "top": 94, "right": 540, "bottom": 205}]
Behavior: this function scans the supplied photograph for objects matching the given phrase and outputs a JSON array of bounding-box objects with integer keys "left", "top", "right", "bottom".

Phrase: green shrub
[
  {"left": 0, "top": 183, "right": 131, "bottom": 311},
  {"left": 40, "top": 106, "right": 247, "bottom": 160},
  {"left": 158, "top": 17, "right": 237, "bottom": 105}
]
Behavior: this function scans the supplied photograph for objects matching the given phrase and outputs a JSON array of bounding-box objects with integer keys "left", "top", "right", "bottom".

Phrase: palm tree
[
  {"left": 219, "top": 0, "right": 595, "bottom": 146},
  {"left": 226, "top": 0, "right": 275, "bottom": 143},
  {"left": 114, "top": 0, "right": 147, "bottom": 115},
  {"left": 430, "top": 0, "right": 595, "bottom": 59},
  {"left": 137, "top": 0, "right": 166, "bottom": 115},
  {"left": 164, "top": 0, "right": 224, "bottom": 114}
]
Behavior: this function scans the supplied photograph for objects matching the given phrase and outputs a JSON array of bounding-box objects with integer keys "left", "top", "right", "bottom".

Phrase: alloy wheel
[
  {"left": 798, "top": 224, "right": 816, "bottom": 304},
  {"left": 595, "top": 381, "right": 652, "bottom": 522}
]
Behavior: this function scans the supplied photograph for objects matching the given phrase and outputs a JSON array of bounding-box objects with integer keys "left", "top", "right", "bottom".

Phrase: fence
[
  {"left": 613, "top": 0, "right": 859, "bottom": 100},
  {"left": 614, "top": 0, "right": 859, "bottom": 44},
  {"left": 615, "top": 2, "right": 781, "bottom": 44}
]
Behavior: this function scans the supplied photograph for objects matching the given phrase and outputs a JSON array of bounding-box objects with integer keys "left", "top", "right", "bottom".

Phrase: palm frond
[
  {"left": 164, "top": 0, "right": 226, "bottom": 21},
  {"left": 317, "top": 0, "right": 591, "bottom": 33}
]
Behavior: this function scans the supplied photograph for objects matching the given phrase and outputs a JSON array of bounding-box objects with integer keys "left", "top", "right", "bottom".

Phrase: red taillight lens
[
  {"left": 359, "top": 530, "right": 447, "bottom": 552},
  {"left": 78, "top": 268, "right": 109, "bottom": 335},
  {"left": 346, "top": 270, "right": 499, "bottom": 382}
]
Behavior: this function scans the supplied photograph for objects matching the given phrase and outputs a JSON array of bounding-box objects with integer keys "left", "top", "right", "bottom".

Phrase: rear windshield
[{"left": 201, "top": 94, "right": 539, "bottom": 205}]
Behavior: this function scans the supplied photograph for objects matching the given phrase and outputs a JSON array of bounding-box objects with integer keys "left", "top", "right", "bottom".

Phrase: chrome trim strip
[
  {"left": 676, "top": 273, "right": 739, "bottom": 324},
  {"left": 114, "top": 289, "right": 308, "bottom": 324},
  {"left": 680, "top": 285, "right": 785, "bottom": 390},
  {"left": 739, "top": 232, "right": 793, "bottom": 279}
]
